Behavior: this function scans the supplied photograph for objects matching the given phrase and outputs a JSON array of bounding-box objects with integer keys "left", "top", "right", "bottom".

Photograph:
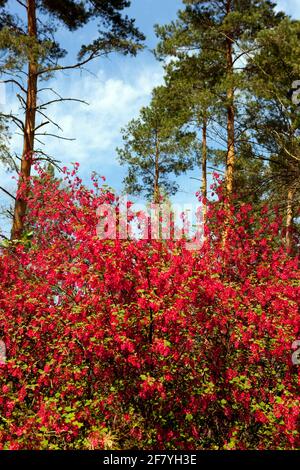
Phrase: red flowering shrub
[{"left": 0, "top": 167, "right": 299, "bottom": 449}]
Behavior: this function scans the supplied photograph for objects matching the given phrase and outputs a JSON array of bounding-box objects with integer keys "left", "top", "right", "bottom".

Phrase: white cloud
[
  {"left": 2, "top": 61, "right": 164, "bottom": 170},
  {"left": 31, "top": 64, "right": 164, "bottom": 167},
  {"left": 0, "top": 62, "right": 164, "bottom": 235}
]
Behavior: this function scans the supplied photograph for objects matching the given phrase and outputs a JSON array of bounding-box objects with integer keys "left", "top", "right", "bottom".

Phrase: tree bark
[
  {"left": 225, "top": 0, "right": 235, "bottom": 197},
  {"left": 11, "top": 0, "right": 38, "bottom": 240},
  {"left": 286, "top": 186, "right": 294, "bottom": 252},
  {"left": 154, "top": 130, "right": 160, "bottom": 205},
  {"left": 202, "top": 115, "right": 207, "bottom": 223},
  {"left": 221, "top": 0, "right": 235, "bottom": 249}
]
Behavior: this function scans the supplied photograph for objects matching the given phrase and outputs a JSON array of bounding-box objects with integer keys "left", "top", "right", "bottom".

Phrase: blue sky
[
  {"left": 2, "top": 0, "right": 184, "bottom": 199},
  {"left": 1, "top": 0, "right": 300, "bottom": 236}
]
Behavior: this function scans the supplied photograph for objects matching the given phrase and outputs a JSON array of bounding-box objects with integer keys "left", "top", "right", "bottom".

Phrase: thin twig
[{"left": 0, "top": 187, "right": 16, "bottom": 201}]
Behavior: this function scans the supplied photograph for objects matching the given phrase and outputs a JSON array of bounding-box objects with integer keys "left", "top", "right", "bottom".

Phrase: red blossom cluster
[{"left": 0, "top": 166, "right": 299, "bottom": 449}]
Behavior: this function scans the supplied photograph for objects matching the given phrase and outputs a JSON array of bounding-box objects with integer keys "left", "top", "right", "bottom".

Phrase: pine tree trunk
[
  {"left": 11, "top": 0, "right": 37, "bottom": 240},
  {"left": 154, "top": 130, "right": 160, "bottom": 204},
  {"left": 222, "top": 0, "right": 235, "bottom": 249},
  {"left": 202, "top": 116, "right": 207, "bottom": 223},
  {"left": 226, "top": 86, "right": 235, "bottom": 196},
  {"left": 286, "top": 187, "right": 294, "bottom": 252},
  {"left": 225, "top": 0, "right": 235, "bottom": 197}
]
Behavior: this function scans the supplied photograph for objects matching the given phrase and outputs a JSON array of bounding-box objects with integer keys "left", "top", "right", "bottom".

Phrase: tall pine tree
[
  {"left": 117, "top": 86, "right": 196, "bottom": 203},
  {"left": 155, "top": 0, "right": 285, "bottom": 199},
  {"left": 244, "top": 18, "right": 300, "bottom": 249},
  {"left": 0, "top": 0, "right": 144, "bottom": 239}
]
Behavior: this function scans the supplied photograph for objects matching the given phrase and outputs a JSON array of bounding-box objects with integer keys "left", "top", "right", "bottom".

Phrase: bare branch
[
  {"left": 37, "top": 50, "right": 105, "bottom": 76},
  {"left": 35, "top": 132, "right": 75, "bottom": 141},
  {"left": 1, "top": 113, "right": 24, "bottom": 131},
  {"left": 33, "top": 149, "right": 61, "bottom": 164},
  {"left": 0, "top": 79, "right": 26, "bottom": 94},
  {"left": 208, "top": 166, "right": 225, "bottom": 174},
  {"left": 16, "top": 0, "right": 27, "bottom": 8},
  {"left": 34, "top": 121, "right": 50, "bottom": 131},
  {"left": 0, "top": 233, "right": 9, "bottom": 241},
  {"left": 6, "top": 209, "right": 14, "bottom": 218},
  {"left": 1, "top": 69, "right": 28, "bottom": 80},
  {"left": 0, "top": 186, "right": 16, "bottom": 201},
  {"left": 36, "top": 109, "right": 62, "bottom": 131},
  {"left": 37, "top": 87, "right": 63, "bottom": 98},
  {"left": 33, "top": 153, "right": 63, "bottom": 171},
  {"left": 37, "top": 97, "right": 89, "bottom": 109},
  {"left": 12, "top": 153, "right": 21, "bottom": 162},
  {"left": 16, "top": 93, "right": 27, "bottom": 109},
  {"left": 34, "top": 137, "right": 45, "bottom": 146}
]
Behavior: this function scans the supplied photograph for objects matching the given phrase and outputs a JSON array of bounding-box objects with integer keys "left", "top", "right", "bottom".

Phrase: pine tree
[
  {"left": 117, "top": 86, "right": 196, "bottom": 203},
  {"left": 155, "top": 0, "right": 285, "bottom": 199},
  {"left": 244, "top": 17, "right": 300, "bottom": 249},
  {"left": 0, "top": 0, "right": 144, "bottom": 240},
  {"left": 162, "top": 53, "right": 226, "bottom": 219}
]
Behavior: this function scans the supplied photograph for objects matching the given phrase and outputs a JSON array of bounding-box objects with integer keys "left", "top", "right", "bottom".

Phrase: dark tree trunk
[
  {"left": 225, "top": 0, "right": 235, "bottom": 197},
  {"left": 11, "top": 0, "right": 37, "bottom": 240},
  {"left": 202, "top": 115, "right": 208, "bottom": 223},
  {"left": 154, "top": 130, "right": 160, "bottom": 204}
]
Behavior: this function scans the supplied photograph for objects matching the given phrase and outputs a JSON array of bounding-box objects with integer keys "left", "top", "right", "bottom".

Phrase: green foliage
[
  {"left": 117, "top": 85, "right": 197, "bottom": 199},
  {"left": 244, "top": 17, "right": 300, "bottom": 208},
  {"left": 0, "top": 1, "right": 144, "bottom": 73},
  {"left": 155, "top": 0, "right": 287, "bottom": 203}
]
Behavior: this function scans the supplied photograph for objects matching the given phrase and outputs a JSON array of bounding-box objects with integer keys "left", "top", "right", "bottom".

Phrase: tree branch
[
  {"left": 16, "top": 93, "right": 27, "bottom": 109},
  {"left": 16, "top": 0, "right": 27, "bottom": 9},
  {"left": 36, "top": 110, "right": 62, "bottom": 131},
  {"left": 0, "top": 186, "right": 16, "bottom": 201},
  {"left": 35, "top": 132, "right": 75, "bottom": 141},
  {"left": 32, "top": 154, "right": 62, "bottom": 171},
  {"left": 34, "top": 121, "right": 50, "bottom": 131},
  {"left": 37, "top": 97, "right": 89, "bottom": 109},
  {"left": 0, "top": 233, "right": 9, "bottom": 241},
  {"left": 0, "top": 113, "right": 24, "bottom": 131},
  {"left": 0, "top": 79, "right": 26, "bottom": 94},
  {"left": 37, "top": 50, "right": 103, "bottom": 76}
]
